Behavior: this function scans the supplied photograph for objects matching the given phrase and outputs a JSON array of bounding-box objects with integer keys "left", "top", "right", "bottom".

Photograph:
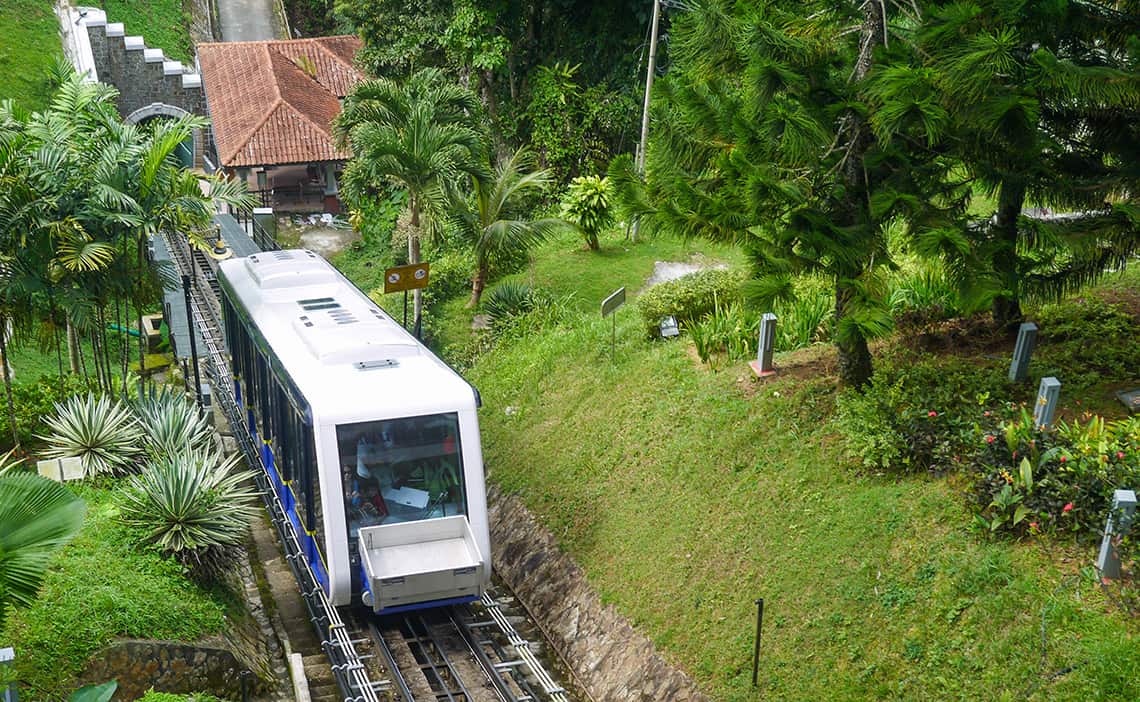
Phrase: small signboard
[
  {"left": 601, "top": 287, "right": 626, "bottom": 317},
  {"left": 383, "top": 263, "right": 431, "bottom": 294}
]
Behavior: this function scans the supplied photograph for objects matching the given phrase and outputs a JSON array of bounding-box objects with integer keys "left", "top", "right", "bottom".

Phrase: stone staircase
[{"left": 248, "top": 507, "right": 339, "bottom": 701}]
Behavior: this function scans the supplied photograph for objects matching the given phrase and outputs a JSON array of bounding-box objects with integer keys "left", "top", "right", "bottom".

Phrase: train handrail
[{"left": 159, "top": 231, "right": 379, "bottom": 702}]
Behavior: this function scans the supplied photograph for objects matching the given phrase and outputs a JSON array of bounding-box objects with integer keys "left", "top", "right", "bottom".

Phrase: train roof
[{"left": 218, "top": 250, "right": 476, "bottom": 425}]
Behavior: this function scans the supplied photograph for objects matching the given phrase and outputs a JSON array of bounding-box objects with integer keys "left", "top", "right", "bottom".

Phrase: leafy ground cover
[
  {"left": 96, "top": 0, "right": 193, "bottom": 62},
  {"left": 0, "top": 0, "right": 60, "bottom": 111},
  {"left": 416, "top": 232, "right": 1140, "bottom": 700},
  {"left": 0, "top": 483, "right": 230, "bottom": 699}
]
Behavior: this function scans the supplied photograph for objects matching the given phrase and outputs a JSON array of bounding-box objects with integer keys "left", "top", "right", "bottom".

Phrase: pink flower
[
  {"left": 984, "top": 410, "right": 992, "bottom": 417},
  {"left": 986, "top": 435, "right": 996, "bottom": 444},
  {"left": 1063, "top": 502, "right": 1074, "bottom": 513},
  {"left": 1117, "top": 451, "right": 1126, "bottom": 460},
  {"left": 1060, "top": 455, "right": 1067, "bottom": 463},
  {"left": 928, "top": 411, "right": 938, "bottom": 417},
  {"left": 1029, "top": 521, "right": 1039, "bottom": 530}
]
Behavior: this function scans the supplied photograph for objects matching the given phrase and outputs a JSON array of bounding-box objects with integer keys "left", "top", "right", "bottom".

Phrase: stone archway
[{"left": 125, "top": 103, "right": 198, "bottom": 168}]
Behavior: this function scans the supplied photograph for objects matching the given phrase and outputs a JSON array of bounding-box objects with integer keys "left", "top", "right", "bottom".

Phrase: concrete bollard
[
  {"left": 1008, "top": 322, "right": 1038, "bottom": 382},
  {"left": 1033, "top": 377, "right": 1061, "bottom": 431},
  {"left": 750, "top": 313, "right": 777, "bottom": 377},
  {"left": 1097, "top": 490, "right": 1137, "bottom": 580}
]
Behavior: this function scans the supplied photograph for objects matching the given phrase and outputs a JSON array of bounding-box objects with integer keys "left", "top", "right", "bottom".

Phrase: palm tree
[
  {"left": 334, "top": 67, "right": 488, "bottom": 329},
  {"left": 452, "top": 147, "right": 568, "bottom": 307},
  {"left": 0, "top": 466, "right": 85, "bottom": 627}
]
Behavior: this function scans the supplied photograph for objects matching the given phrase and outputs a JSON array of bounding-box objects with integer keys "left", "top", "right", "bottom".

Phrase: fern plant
[
  {"left": 120, "top": 449, "right": 258, "bottom": 579},
  {"left": 39, "top": 394, "right": 141, "bottom": 476},
  {"left": 133, "top": 388, "right": 215, "bottom": 461},
  {"left": 560, "top": 175, "right": 612, "bottom": 250}
]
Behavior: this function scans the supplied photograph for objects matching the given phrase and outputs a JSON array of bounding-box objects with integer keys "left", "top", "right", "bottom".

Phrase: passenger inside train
[{"left": 338, "top": 413, "right": 467, "bottom": 536}]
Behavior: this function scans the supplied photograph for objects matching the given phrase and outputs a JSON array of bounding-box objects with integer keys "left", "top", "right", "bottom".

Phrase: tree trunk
[
  {"left": 409, "top": 200, "right": 423, "bottom": 333},
  {"left": 0, "top": 313, "right": 18, "bottom": 453},
  {"left": 835, "top": 284, "right": 873, "bottom": 389},
  {"left": 137, "top": 238, "right": 147, "bottom": 395},
  {"left": 468, "top": 264, "right": 487, "bottom": 308},
  {"left": 991, "top": 179, "right": 1026, "bottom": 330},
  {"left": 829, "top": 3, "right": 883, "bottom": 392},
  {"left": 67, "top": 320, "right": 81, "bottom": 375}
]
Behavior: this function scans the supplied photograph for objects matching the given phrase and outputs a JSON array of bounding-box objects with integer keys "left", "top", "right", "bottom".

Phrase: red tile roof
[{"left": 197, "top": 36, "right": 364, "bottom": 168}]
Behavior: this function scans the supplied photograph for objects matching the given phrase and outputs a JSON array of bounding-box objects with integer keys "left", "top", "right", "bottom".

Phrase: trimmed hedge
[{"left": 636, "top": 268, "right": 746, "bottom": 337}]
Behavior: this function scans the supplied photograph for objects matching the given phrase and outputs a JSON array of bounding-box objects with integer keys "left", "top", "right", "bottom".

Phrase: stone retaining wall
[
  {"left": 80, "top": 639, "right": 257, "bottom": 700},
  {"left": 488, "top": 484, "right": 710, "bottom": 702}
]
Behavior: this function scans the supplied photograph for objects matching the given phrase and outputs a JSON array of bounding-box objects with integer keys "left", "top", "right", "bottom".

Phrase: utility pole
[{"left": 632, "top": 0, "right": 661, "bottom": 243}]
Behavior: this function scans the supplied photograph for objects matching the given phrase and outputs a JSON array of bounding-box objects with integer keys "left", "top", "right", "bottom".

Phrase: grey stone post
[
  {"left": 752, "top": 313, "right": 777, "bottom": 375},
  {"left": 1096, "top": 489, "right": 1137, "bottom": 580},
  {"left": 1033, "top": 376, "right": 1061, "bottom": 431},
  {"left": 1008, "top": 321, "right": 1038, "bottom": 382}
]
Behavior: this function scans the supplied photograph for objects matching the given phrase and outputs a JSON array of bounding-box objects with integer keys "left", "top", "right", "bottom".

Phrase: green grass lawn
[
  {"left": 431, "top": 231, "right": 1140, "bottom": 701},
  {"left": 0, "top": 483, "right": 229, "bottom": 699},
  {"left": 97, "top": 0, "right": 192, "bottom": 63},
  {"left": 0, "top": 0, "right": 61, "bottom": 111},
  {"left": 433, "top": 228, "right": 744, "bottom": 352}
]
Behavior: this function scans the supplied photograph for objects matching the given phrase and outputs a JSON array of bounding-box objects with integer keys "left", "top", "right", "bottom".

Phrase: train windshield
[{"left": 336, "top": 413, "right": 467, "bottom": 537}]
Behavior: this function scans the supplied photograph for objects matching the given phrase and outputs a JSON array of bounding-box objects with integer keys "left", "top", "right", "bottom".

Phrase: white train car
[{"left": 217, "top": 249, "right": 490, "bottom": 612}]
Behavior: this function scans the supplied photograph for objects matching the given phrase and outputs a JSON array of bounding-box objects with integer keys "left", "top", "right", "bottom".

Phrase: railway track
[{"left": 159, "top": 225, "right": 576, "bottom": 702}]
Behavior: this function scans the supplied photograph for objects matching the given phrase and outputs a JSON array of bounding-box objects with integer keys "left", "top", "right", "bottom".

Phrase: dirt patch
[{"left": 275, "top": 217, "right": 359, "bottom": 258}]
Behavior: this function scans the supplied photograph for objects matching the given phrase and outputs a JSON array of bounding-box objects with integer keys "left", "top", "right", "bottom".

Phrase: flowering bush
[
  {"left": 835, "top": 355, "right": 1016, "bottom": 473},
  {"left": 970, "top": 410, "right": 1140, "bottom": 538}
]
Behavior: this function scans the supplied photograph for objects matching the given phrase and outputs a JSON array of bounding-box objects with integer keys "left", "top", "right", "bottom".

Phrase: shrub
[
  {"left": 637, "top": 268, "right": 747, "bottom": 338},
  {"left": 133, "top": 388, "right": 215, "bottom": 461},
  {"left": 970, "top": 412, "right": 1140, "bottom": 539},
  {"left": 39, "top": 394, "right": 142, "bottom": 476},
  {"left": 421, "top": 249, "right": 476, "bottom": 309},
  {"left": 119, "top": 450, "right": 259, "bottom": 579},
  {"left": 889, "top": 268, "right": 963, "bottom": 328},
  {"left": 835, "top": 356, "right": 1017, "bottom": 473},
  {"left": 560, "top": 175, "right": 612, "bottom": 250},
  {"left": 1033, "top": 297, "right": 1140, "bottom": 393},
  {"left": 773, "top": 292, "right": 834, "bottom": 351},
  {"left": 483, "top": 282, "right": 537, "bottom": 332},
  {"left": 1, "top": 374, "right": 101, "bottom": 453}
]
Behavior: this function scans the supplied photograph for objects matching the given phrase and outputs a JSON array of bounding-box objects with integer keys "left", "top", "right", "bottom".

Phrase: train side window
[
  {"left": 300, "top": 424, "right": 324, "bottom": 553},
  {"left": 254, "top": 352, "right": 269, "bottom": 434},
  {"left": 335, "top": 413, "right": 466, "bottom": 539}
]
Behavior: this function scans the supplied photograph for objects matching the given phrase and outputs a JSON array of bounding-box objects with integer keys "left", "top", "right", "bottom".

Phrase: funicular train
[{"left": 217, "top": 250, "right": 490, "bottom": 612}]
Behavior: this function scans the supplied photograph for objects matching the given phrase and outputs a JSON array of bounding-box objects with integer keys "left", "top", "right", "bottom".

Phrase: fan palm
[
  {"left": 334, "top": 67, "right": 488, "bottom": 329},
  {"left": 452, "top": 147, "right": 568, "bottom": 307},
  {"left": 0, "top": 471, "right": 86, "bottom": 627}
]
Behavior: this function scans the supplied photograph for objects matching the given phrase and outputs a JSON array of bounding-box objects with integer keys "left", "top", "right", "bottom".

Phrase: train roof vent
[
  {"left": 245, "top": 249, "right": 337, "bottom": 289},
  {"left": 291, "top": 312, "right": 420, "bottom": 363}
]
